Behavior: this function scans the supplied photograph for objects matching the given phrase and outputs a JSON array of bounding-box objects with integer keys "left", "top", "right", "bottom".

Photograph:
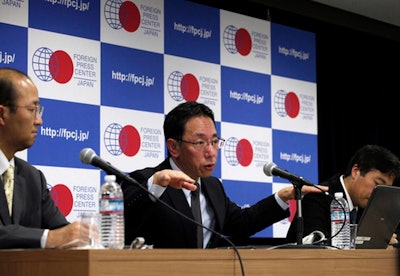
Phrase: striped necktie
[{"left": 3, "top": 165, "right": 14, "bottom": 216}]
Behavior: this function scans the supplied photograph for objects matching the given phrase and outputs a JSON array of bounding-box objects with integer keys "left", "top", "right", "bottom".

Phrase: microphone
[
  {"left": 263, "top": 161, "right": 314, "bottom": 186},
  {"left": 80, "top": 148, "right": 133, "bottom": 183}
]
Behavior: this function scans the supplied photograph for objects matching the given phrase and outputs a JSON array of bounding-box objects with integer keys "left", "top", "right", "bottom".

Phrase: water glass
[
  {"left": 350, "top": 223, "right": 358, "bottom": 249},
  {"left": 80, "top": 212, "right": 104, "bottom": 249}
]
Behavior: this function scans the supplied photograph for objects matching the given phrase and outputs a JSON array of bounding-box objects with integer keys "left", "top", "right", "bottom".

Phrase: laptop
[{"left": 355, "top": 185, "right": 400, "bottom": 249}]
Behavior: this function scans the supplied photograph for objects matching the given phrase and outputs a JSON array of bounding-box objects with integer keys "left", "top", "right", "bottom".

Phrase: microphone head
[
  {"left": 80, "top": 148, "right": 97, "bottom": 164},
  {"left": 263, "top": 161, "right": 277, "bottom": 176}
]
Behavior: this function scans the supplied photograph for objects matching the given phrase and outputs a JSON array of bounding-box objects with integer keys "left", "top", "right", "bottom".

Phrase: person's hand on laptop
[{"left": 387, "top": 233, "right": 398, "bottom": 249}]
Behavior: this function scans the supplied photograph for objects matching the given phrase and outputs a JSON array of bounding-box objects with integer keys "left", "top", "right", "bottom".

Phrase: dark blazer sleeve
[
  {"left": 202, "top": 176, "right": 289, "bottom": 244},
  {"left": 122, "top": 159, "right": 181, "bottom": 247},
  {"left": 0, "top": 158, "right": 69, "bottom": 249}
]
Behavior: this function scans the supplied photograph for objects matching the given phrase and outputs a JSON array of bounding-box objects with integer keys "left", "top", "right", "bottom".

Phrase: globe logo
[
  {"left": 274, "top": 90, "right": 300, "bottom": 118},
  {"left": 104, "top": 123, "right": 141, "bottom": 157},
  {"left": 223, "top": 25, "right": 252, "bottom": 56},
  {"left": 167, "top": 71, "right": 200, "bottom": 102},
  {"left": 50, "top": 183, "right": 73, "bottom": 216},
  {"left": 224, "top": 137, "right": 254, "bottom": 167},
  {"left": 104, "top": 0, "right": 140, "bottom": 32},
  {"left": 32, "top": 47, "right": 53, "bottom": 82},
  {"left": 32, "top": 47, "right": 73, "bottom": 84}
]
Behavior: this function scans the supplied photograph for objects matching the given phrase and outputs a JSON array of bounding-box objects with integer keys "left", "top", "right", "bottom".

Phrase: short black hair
[
  {"left": 163, "top": 101, "right": 215, "bottom": 156},
  {"left": 345, "top": 144, "right": 400, "bottom": 179}
]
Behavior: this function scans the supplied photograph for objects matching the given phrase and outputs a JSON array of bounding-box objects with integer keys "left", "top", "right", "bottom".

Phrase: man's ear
[
  {"left": 351, "top": 164, "right": 360, "bottom": 178},
  {"left": 167, "top": 138, "right": 180, "bottom": 157},
  {"left": 0, "top": 105, "right": 6, "bottom": 125}
]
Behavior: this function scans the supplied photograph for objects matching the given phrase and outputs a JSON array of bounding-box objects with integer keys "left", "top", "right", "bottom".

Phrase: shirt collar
[
  {"left": 0, "top": 150, "right": 14, "bottom": 175},
  {"left": 340, "top": 174, "right": 356, "bottom": 211}
]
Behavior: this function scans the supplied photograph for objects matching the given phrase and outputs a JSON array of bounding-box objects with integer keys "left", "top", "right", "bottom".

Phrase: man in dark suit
[
  {"left": 0, "top": 68, "right": 85, "bottom": 249},
  {"left": 285, "top": 144, "right": 400, "bottom": 247},
  {"left": 122, "top": 101, "right": 327, "bottom": 248}
]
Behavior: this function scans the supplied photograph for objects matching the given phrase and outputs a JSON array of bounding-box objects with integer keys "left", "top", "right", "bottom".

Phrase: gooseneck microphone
[
  {"left": 80, "top": 148, "right": 129, "bottom": 181},
  {"left": 263, "top": 161, "right": 314, "bottom": 186}
]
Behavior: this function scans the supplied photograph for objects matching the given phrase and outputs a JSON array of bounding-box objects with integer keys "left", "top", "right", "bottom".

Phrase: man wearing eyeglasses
[
  {"left": 122, "top": 101, "right": 327, "bottom": 248},
  {"left": 0, "top": 67, "right": 86, "bottom": 249}
]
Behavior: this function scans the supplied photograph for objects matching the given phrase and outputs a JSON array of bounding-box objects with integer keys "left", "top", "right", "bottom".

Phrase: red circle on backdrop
[
  {"left": 51, "top": 184, "right": 73, "bottom": 216},
  {"left": 235, "top": 28, "right": 252, "bottom": 56},
  {"left": 285, "top": 92, "right": 300, "bottom": 118},
  {"left": 181, "top": 73, "right": 200, "bottom": 101},
  {"left": 119, "top": 1, "right": 140, "bottom": 32},
  {"left": 119, "top": 125, "right": 141, "bottom": 157},
  {"left": 49, "top": 50, "right": 73, "bottom": 84},
  {"left": 236, "top": 139, "right": 253, "bottom": 167}
]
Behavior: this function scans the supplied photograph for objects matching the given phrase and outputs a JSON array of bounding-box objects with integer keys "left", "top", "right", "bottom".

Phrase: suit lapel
[
  {"left": 164, "top": 187, "right": 192, "bottom": 217},
  {"left": 11, "top": 171, "right": 24, "bottom": 224},
  {"left": 160, "top": 159, "right": 193, "bottom": 217}
]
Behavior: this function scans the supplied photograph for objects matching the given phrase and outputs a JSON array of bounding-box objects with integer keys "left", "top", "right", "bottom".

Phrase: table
[{"left": 0, "top": 248, "right": 398, "bottom": 275}]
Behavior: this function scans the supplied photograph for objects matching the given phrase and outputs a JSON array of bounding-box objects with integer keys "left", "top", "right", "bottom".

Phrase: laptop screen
[{"left": 355, "top": 185, "right": 400, "bottom": 249}]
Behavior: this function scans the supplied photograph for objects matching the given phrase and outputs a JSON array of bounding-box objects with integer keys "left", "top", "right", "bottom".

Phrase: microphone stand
[
  {"left": 291, "top": 178, "right": 305, "bottom": 245},
  {"left": 275, "top": 177, "right": 330, "bottom": 249},
  {"left": 264, "top": 169, "right": 331, "bottom": 250},
  {"left": 291, "top": 178, "right": 332, "bottom": 249}
]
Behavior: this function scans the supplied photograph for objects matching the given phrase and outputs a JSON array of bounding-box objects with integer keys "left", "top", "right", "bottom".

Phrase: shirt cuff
[
  {"left": 275, "top": 192, "right": 289, "bottom": 210},
  {"left": 41, "top": 229, "right": 49, "bottom": 248},
  {"left": 147, "top": 176, "right": 166, "bottom": 201}
]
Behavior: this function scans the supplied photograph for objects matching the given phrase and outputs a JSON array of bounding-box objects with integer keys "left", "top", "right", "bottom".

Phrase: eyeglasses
[
  {"left": 6, "top": 104, "right": 44, "bottom": 118},
  {"left": 177, "top": 138, "right": 225, "bottom": 151}
]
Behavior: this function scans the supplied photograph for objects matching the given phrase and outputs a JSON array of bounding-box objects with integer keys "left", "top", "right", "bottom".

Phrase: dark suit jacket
[
  {"left": 285, "top": 173, "right": 362, "bottom": 244},
  {"left": 0, "top": 157, "right": 69, "bottom": 249},
  {"left": 122, "top": 158, "right": 290, "bottom": 248}
]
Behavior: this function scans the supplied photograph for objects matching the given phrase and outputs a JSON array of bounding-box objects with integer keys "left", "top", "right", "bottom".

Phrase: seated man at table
[
  {"left": 285, "top": 144, "right": 400, "bottom": 249},
  {"left": 121, "top": 101, "right": 327, "bottom": 248},
  {"left": 0, "top": 67, "right": 85, "bottom": 249}
]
